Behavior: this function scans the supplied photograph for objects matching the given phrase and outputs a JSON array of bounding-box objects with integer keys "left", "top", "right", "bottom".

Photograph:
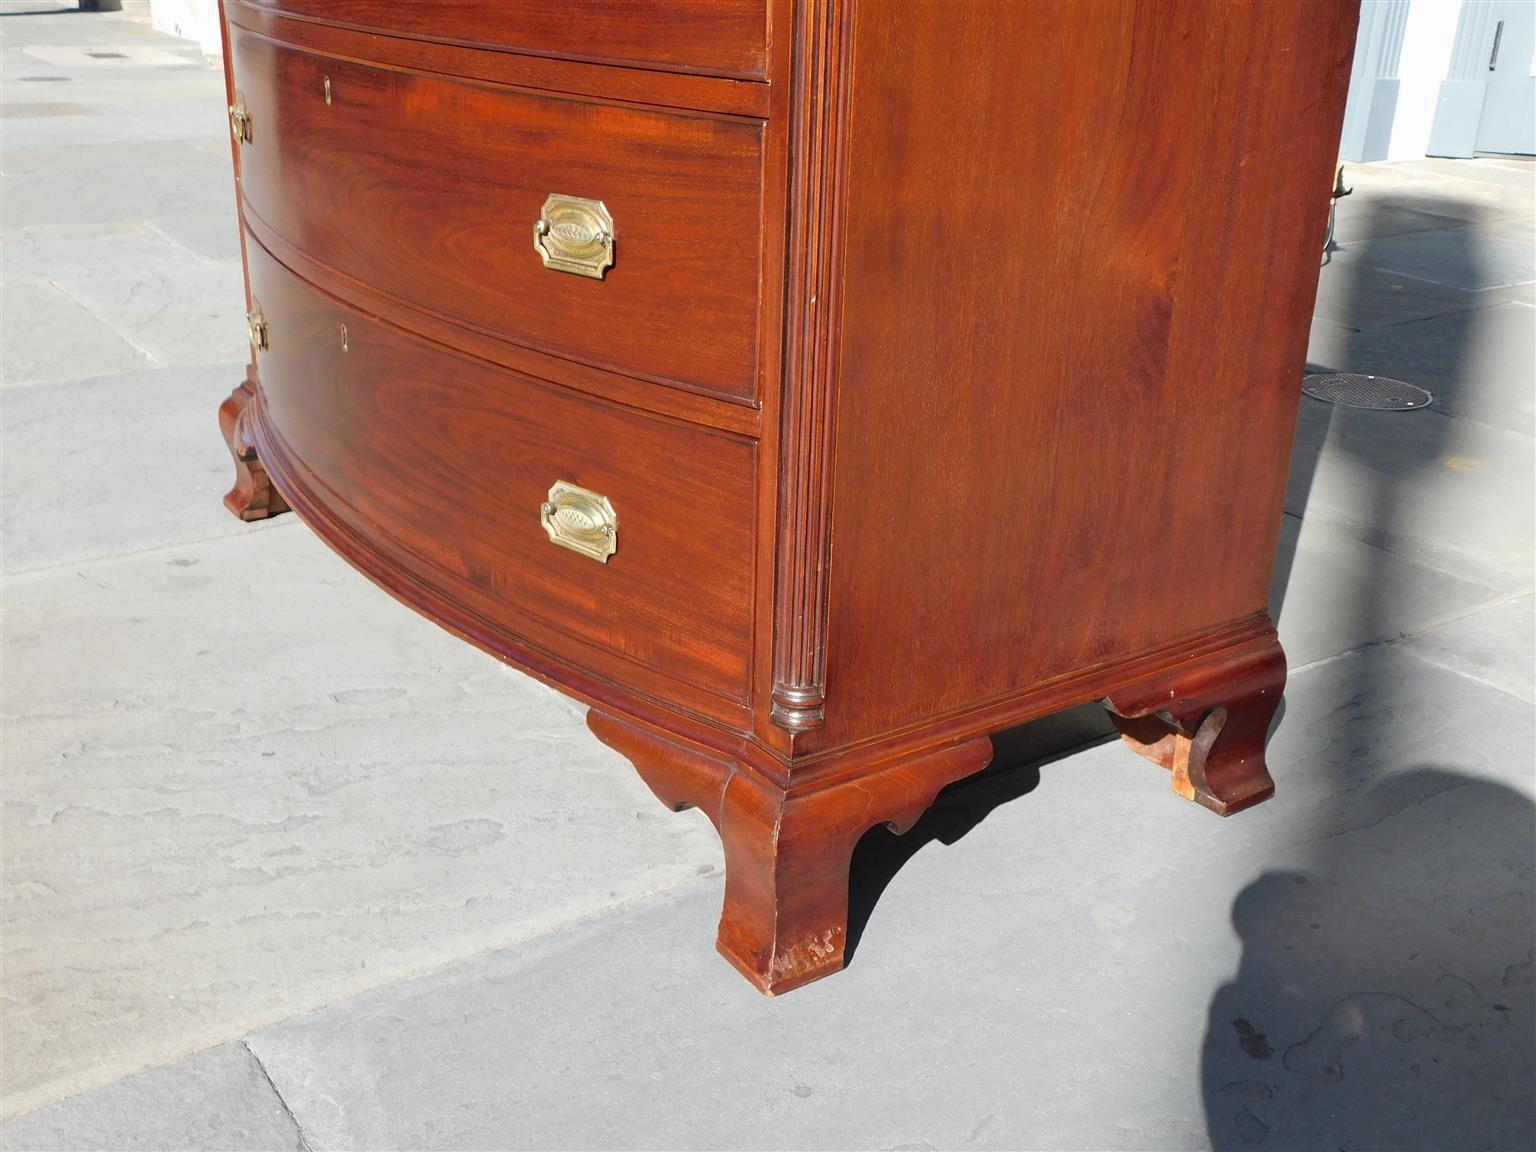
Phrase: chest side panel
[{"left": 815, "top": 0, "right": 1357, "bottom": 746}]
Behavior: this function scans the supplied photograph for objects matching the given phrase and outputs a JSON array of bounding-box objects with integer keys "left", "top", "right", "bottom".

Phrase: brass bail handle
[
  {"left": 229, "top": 92, "right": 252, "bottom": 143},
  {"left": 533, "top": 194, "right": 614, "bottom": 279},
  {"left": 540, "top": 481, "right": 617, "bottom": 563}
]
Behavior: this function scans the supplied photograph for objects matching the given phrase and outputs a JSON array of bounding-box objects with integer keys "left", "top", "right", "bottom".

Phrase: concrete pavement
[{"left": 3, "top": 6, "right": 1533, "bottom": 1149}]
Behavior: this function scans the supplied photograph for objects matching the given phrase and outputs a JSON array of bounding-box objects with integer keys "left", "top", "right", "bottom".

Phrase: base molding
[
  {"left": 1102, "top": 630, "right": 1285, "bottom": 816},
  {"left": 587, "top": 709, "right": 994, "bottom": 994},
  {"left": 218, "top": 375, "right": 289, "bottom": 522},
  {"left": 226, "top": 378, "right": 1288, "bottom": 993},
  {"left": 589, "top": 625, "right": 1286, "bottom": 992}
]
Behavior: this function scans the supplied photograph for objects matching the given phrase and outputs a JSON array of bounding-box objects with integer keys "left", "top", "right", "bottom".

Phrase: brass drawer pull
[
  {"left": 533, "top": 194, "right": 614, "bottom": 280},
  {"left": 246, "top": 303, "right": 268, "bottom": 351},
  {"left": 229, "top": 93, "right": 252, "bottom": 143},
  {"left": 540, "top": 480, "right": 617, "bottom": 562}
]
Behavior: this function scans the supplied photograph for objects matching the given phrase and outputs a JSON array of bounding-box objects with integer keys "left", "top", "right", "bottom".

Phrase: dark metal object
[{"left": 1302, "top": 373, "right": 1433, "bottom": 411}]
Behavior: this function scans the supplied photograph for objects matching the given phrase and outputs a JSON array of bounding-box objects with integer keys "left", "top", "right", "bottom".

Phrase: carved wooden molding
[
  {"left": 771, "top": 0, "right": 855, "bottom": 733},
  {"left": 589, "top": 707, "right": 994, "bottom": 994},
  {"left": 218, "top": 373, "right": 289, "bottom": 522},
  {"left": 1102, "top": 626, "right": 1286, "bottom": 817}
]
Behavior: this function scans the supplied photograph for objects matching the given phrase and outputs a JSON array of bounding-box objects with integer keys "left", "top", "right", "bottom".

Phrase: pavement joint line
[
  {"left": 141, "top": 217, "right": 227, "bottom": 268},
  {"left": 242, "top": 1038, "right": 314, "bottom": 1152},
  {"left": 1281, "top": 506, "right": 1521, "bottom": 587},
  {"left": 1285, "top": 500, "right": 1532, "bottom": 582},
  {"left": 1369, "top": 261, "right": 1536, "bottom": 295},
  {"left": 2, "top": 870, "right": 724, "bottom": 1123},
  {"left": 4, "top": 517, "right": 303, "bottom": 581},
  {"left": 43, "top": 276, "right": 165, "bottom": 369},
  {"left": 1288, "top": 586, "right": 1535, "bottom": 681},
  {"left": 1393, "top": 638, "right": 1535, "bottom": 705},
  {"left": 0, "top": 354, "right": 249, "bottom": 394}
]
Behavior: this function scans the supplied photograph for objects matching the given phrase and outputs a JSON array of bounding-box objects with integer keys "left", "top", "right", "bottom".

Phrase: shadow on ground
[
  {"left": 1204, "top": 769, "right": 1534, "bottom": 1150},
  {"left": 844, "top": 710, "right": 1114, "bottom": 960},
  {"left": 1204, "top": 184, "right": 1535, "bottom": 1149}
]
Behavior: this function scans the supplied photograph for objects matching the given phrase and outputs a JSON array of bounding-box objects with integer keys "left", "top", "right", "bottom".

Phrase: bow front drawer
[
  {"left": 233, "top": 0, "right": 768, "bottom": 80},
  {"left": 229, "top": 27, "right": 765, "bottom": 403},
  {"left": 244, "top": 234, "right": 756, "bottom": 711}
]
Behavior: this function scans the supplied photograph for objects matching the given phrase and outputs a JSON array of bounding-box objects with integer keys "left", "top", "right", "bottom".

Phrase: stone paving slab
[
  {"left": 149, "top": 211, "right": 244, "bottom": 264},
  {"left": 1312, "top": 251, "right": 1494, "bottom": 331},
  {"left": 1402, "top": 593, "right": 1536, "bottom": 703},
  {"left": 2, "top": 361, "right": 253, "bottom": 573},
  {"left": 0, "top": 137, "right": 228, "bottom": 182},
  {"left": 1268, "top": 511, "right": 1502, "bottom": 671},
  {"left": 1342, "top": 224, "right": 1535, "bottom": 292},
  {"left": 1330, "top": 200, "right": 1472, "bottom": 244},
  {"left": 1, "top": 155, "right": 233, "bottom": 232},
  {"left": 1285, "top": 399, "right": 1535, "bottom": 591},
  {"left": 2, "top": 220, "right": 217, "bottom": 287},
  {"left": 54, "top": 261, "right": 249, "bottom": 365},
  {"left": 1313, "top": 300, "right": 1536, "bottom": 438},
  {"left": 2, "top": 525, "right": 721, "bottom": 1117},
  {"left": 241, "top": 645, "right": 1535, "bottom": 1152},
  {"left": 1, "top": 281, "right": 154, "bottom": 386},
  {"left": 1339, "top": 158, "right": 1535, "bottom": 225},
  {"left": 1, "top": 1043, "right": 304, "bottom": 1152}
]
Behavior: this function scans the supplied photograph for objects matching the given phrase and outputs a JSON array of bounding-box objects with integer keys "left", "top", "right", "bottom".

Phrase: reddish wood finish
[
  {"left": 239, "top": 0, "right": 769, "bottom": 80},
  {"left": 1104, "top": 630, "right": 1287, "bottom": 816},
  {"left": 218, "top": 373, "right": 288, "bottom": 521},
  {"left": 217, "top": 0, "right": 1358, "bottom": 994},
  {"left": 805, "top": 0, "right": 1358, "bottom": 752},
  {"left": 588, "top": 709, "right": 994, "bottom": 993},
  {"left": 245, "top": 236, "right": 757, "bottom": 708},
  {"left": 225, "top": 2, "right": 773, "bottom": 119},
  {"left": 229, "top": 25, "right": 766, "bottom": 402}
]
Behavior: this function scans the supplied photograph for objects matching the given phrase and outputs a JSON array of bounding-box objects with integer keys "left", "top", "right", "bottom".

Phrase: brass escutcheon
[
  {"left": 323, "top": 74, "right": 332, "bottom": 105},
  {"left": 533, "top": 194, "right": 614, "bottom": 279},
  {"left": 540, "top": 480, "right": 617, "bottom": 563}
]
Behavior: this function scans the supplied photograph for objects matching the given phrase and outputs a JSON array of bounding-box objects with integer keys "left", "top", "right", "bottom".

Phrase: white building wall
[
  {"left": 1339, "top": 0, "right": 1410, "bottom": 163},
  {"left": 1338, "top": 0, "right": 1533, "bottom": 161},
  {"left": 150, "top": 0, "right": 221, "bottom": 58},
  {"left": 1388, "top": 1, "right": 1461, "bottom": 159}
]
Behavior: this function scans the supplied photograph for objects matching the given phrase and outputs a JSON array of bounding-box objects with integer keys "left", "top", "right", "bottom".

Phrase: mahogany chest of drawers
[{"left": 216, "top": 0, "right": 1358, "bottom": 993}]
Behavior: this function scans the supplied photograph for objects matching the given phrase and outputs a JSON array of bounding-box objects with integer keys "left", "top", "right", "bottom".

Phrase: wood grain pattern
[
  {"left": 808, "top": 0, "right": 1357, "bottom": 750},
  {"left": 239, "top": 210, "right": 764, "bottom": 438},
  {"left": 218, "top": 371, "right": 288, "bottom": 521},
  {"left": 768, "top": 0, "right": 851, "bottom": 734},
  {"left": 239, "top": 0, "right": 769, "bottom": 80},
  {"left": 217, "top": 0, "right": 1360, "bottom": 994},
  {"left": 230, "top": 26, "right": 765, "bottom": 402},
  {"left": 1104, "top": 629, "right": 1287, "bottom": 816},
  {"left": 226, "top": 1, "right": 771, "bottom": 120},
  {"left": 245, "top": 234, "right": 757, "bottom": 706},
  {"left": 588, "top": 709, "right": 995, "bottom": 994}
]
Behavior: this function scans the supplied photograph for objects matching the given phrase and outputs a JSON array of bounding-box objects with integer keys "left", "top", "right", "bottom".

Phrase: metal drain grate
[{"left": 1302, "top": 373, "right": 1433, "bottom": 411}]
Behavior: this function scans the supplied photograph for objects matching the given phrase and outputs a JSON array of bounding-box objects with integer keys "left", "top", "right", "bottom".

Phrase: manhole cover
[{"left": 1302, "top": 373, "right": 1433, "bottom": 411}]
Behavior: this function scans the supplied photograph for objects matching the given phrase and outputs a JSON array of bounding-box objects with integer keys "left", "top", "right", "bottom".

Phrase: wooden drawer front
[
  {"left": 246, "top": 237, "right": 756, "bottom": 704},
  {"left": 231, "top": 28, "right": 764, "bottom": 402},
  {"left": 237, "top": 0, "right": 768, "bottom": 80}
]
